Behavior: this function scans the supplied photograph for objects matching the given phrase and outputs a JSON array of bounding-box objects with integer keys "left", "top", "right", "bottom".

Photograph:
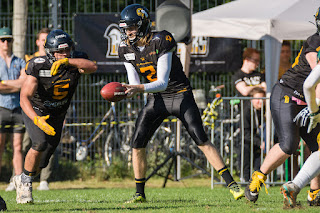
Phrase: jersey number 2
[{"left": 140, "top": 66, "right": 157, "bottom": 82}]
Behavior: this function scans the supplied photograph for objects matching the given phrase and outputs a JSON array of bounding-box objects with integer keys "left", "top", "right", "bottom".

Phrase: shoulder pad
[
  {"left": 28, "top": 56, "right": 49, "bottom": 69},
  {"left": 33, "top": 57, "right": 46, "bottom": 64},
  {"left": 152, "top": 30, "right": 173, "bottom": 40},
  {"left": 119, "top": 41, "right": 128, "bottom": 47}
]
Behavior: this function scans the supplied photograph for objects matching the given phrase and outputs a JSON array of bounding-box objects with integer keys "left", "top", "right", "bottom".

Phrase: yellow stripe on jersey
[{"left": 177, "top": 88, "right": 187, "bottom": 93}]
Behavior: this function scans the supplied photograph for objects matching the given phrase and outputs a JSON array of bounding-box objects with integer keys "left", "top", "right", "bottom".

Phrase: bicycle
[{"left": 61, "top": 101, "right": 135, "bottom": 166}]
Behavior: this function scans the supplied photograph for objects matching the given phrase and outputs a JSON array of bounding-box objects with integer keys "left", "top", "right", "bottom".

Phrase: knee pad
[
  {"left": 279, "top": 142, "right": 297, "bottom": 155},
  {"left": 32, "top": 142, "right": 48, "bottom": 152}
]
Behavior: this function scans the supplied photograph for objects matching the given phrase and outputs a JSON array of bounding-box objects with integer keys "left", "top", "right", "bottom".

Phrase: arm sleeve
[
  {"left": 303, "top": 64, "right": 320, "bottom": 113},
  {"left": 143, "top": 52, "right": 172, "bottom": 93},
  {"left": 124, "top": 62, "right": 140, "bottom": 85}
]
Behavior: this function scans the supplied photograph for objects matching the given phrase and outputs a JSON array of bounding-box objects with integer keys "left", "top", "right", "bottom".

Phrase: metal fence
[
  {"left": 209, "top": 97, "right": 303, "bottom": 186},
  {"left": 0, "top": 0, "right": 306, "bottom": 184}
]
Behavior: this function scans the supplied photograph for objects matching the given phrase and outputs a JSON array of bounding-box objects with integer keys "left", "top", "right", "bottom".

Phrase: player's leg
[
  {"left": 38, "top": 154, "right": 54, "bottom": 190},
  {"left": 12, "top": 132, "right": 24, "bottom": 175},
  {"left": 174, "top": 91, "right": 244, "bottom": 200},
  {"left": 11, "top": 108, "right": 25, "bottom": 176},
  {"left": 14, "top": 111, "right": 64, "bottom": 204},
  {"left": 245, "top": 84, "right": 300, "bottom": 202},
  {"left": 126, "top": 94, "right": 168, "bottom": 203},
  {"left": 298, "top": 125, "right": 320, "bottom": 206},
  {"left": 128, "top": 147, "right": 147, "bottom": 203},
  {"left": 308, "top": 175, "right": 320, "bottom": 206},
  {"left": 0, "top": 132, "right": 6, "bottom": 175},
  {"left": 281, "top": 150, "right": 320, "bottom": 207},
  {"left": 0, "top": 107, "right": 10, "bottom": 175}
]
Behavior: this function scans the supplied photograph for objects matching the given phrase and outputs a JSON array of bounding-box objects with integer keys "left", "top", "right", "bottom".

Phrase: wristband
[{"left": 310, "top": 108, "right": 320, "bottom": 116}]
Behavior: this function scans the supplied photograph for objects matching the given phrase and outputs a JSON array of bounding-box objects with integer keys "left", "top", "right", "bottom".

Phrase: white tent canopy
[
  {"left": 192, "top": 0, "right": 319, "bottom": 41},
  {"left": 192, "top": 0, "right": 320, "bottom": 91},
  {"left": 192, "top": 0, "right": 320, "bottom": 176}
]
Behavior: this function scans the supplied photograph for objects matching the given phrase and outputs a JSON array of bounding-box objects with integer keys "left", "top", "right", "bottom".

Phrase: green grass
[{"left": 1, "top": 179, "right": 320, "bottom": 212}]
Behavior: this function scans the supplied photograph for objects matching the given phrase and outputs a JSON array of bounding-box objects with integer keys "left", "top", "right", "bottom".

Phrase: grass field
[{"left": 0, "top": 178, "right": 320, "bottom": 212}]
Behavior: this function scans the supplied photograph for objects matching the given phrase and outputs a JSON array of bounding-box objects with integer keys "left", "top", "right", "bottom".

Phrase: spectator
[
  {"left": 278, "top": 41, "right": 292, "bottom": 79},
  {"left": 233, "top": 48, "right": 266, "bottom": 97},
  {"left": 239, "top": 87, "right": 265, "bottom": 182},
  {"left": 25, "top": 28, "right": 50, "bottom": 62},
  {"left": 0, "top": 27, "right": 26, "bottom": 180}
]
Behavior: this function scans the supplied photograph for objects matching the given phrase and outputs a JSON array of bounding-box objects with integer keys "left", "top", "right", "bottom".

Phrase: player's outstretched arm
[{"left": 68, "top": 58, "right": 97, "bottom": 74}]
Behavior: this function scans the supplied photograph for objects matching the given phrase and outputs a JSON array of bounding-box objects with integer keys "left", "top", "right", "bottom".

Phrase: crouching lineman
[
  {"left": 118, "top": 4, "right": 244, "bottom": 203},
  {"left": 13, "top": 29, "right": 97, "bottom": 204}
]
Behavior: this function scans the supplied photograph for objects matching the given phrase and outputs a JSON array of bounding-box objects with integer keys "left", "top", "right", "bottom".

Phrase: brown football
[{"left": 100, "top": 82, "right": 127, "bottom": 102}]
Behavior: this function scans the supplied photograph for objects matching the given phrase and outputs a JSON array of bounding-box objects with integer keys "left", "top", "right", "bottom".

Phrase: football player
[
  {"left": 245, "top": 7, "right": 320, "bottom": 206},
  {"left": 118, "top": 4, "right": 244, "bottom": 203},
  {"left": 279, "top": 8, "right": 320, "bottom": 207},
  {"left": 13, "top": 29, "right": 97, "bottom": 204}
]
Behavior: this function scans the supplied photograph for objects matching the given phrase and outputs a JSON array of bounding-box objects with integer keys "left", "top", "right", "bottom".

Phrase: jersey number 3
[
  {"left": 53, "top": 83, "right": 69, "bottom": 100},
  {"left": 140, "top": 66, "right": 157, "bottom": 82}
]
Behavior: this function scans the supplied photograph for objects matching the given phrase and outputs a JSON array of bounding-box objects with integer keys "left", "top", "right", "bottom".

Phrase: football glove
[
  {"left": 308, "top": 110, "right": 320, "bottom": 133},
  {"left": 293, "top": 106, "right": 310, "bottom": 127},
  {"left": 50, "top": 58, "right": 69, "bottom": 76},
  {"left": 34, "top": 115, "right": 56, "bottom": 136}
]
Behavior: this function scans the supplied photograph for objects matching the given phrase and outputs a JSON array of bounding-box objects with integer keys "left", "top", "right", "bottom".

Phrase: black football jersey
[
  {"left": 118, "top": 30, "right": 191, "bottom": 95},
  {"left": 25, "top": 56, "right": 81, "bottom": 116},
  {"left": 232, "top": 69, "right": 265, "bottom": 97},
  {"left": 280, "top": 33, "right": 320, "bottom": 99}
]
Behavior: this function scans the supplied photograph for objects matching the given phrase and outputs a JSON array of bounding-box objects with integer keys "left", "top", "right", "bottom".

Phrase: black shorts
[
  {"left": 131, "top": 90, "right": 208, "bottom": 148},
  {"left": 22, "top": 109, "right": 65, "bottom": 168},
  {"left": 271, "top": 84, "right": 319, "bottom": 155},
  {"left": 0, "top": 107, "right": 25, "bottom": 133}
]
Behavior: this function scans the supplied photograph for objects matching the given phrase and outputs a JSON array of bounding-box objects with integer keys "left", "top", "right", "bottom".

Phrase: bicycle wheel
[
  {"left": 104, "top": 122, "right": 134, "bottom": 166},
  {"left": 104, "top": 131, "right": 114, "bottom": 166}
]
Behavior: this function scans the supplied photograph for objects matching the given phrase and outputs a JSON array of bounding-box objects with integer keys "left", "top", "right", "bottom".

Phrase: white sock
[{"left": 293, "top": 151, "right": 320, "bottom": 189}]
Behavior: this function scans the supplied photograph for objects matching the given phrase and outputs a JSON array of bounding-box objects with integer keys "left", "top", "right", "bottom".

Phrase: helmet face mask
[
  {"left": 315, "top": 7, "right": 320, "bottom": 34},
  {"left": 119, "top": 4, "right": 151, "bottom": 44},
  {"left": 44, "top": 29, "right": 74, "bottom": 63}
]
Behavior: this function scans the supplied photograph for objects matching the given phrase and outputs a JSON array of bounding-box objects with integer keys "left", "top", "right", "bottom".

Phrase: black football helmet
[
  {"left": 315, "top": 7, "right": 320, "bottom": 34},
  {"left": 44, "top": 29, "right": 74, "bottom": 63},
  {"left": 119, "top": 4, "right": 151, "bottom": 44},
  {"left": 0, "top": 196, "right": 7, "bottom": 211}
]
